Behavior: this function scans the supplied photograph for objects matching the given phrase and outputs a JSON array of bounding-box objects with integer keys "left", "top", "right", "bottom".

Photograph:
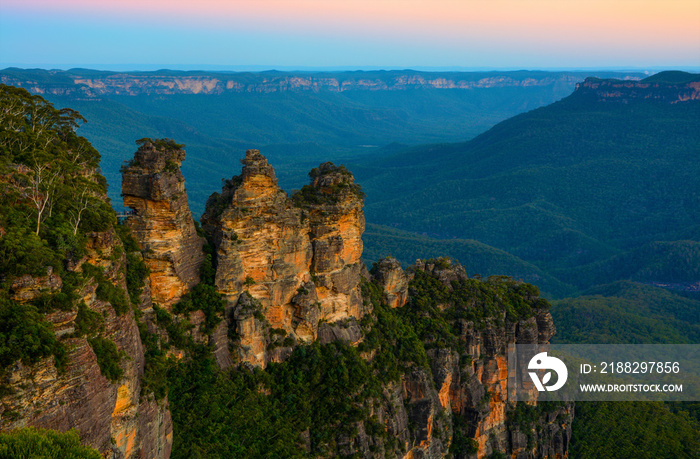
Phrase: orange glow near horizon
[
  {"left": 3, "top": 0, "right": 699, "bottom": 66},
  {"left": 7, "top": 0, "right": 699, "bottom": 39}
]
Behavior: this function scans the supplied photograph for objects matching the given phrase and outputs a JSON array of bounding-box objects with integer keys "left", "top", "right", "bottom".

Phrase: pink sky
[{"left": 2, "top": 0, "right": 699, "bottom": 68}]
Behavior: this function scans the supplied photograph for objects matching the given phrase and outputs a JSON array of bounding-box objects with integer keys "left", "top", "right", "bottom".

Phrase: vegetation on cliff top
[
  {"left": 292, "top": 162, "right": 365, "bottom": 207},
  {"left": 135, "top": 137, "right": 184, "bottom": 151},
  {"left": 0, "top": 427, "right": 102, "bottom": 459},
  {"left": 0, "top": 85, "right": 115, "bottom": 285},
  {"left": 0, "top": 86, "right": 120, "bottom": 382}
]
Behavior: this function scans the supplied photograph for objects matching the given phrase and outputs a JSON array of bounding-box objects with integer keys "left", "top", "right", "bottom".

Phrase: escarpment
[
  {"left": 364, "top": 259, "right": 572, "bottom": 458},
  {"left": 0, "top": 86, "right": 172, "bottom": 458},
  {"left": 0, "top": 228, "right": 172, "bottom": 459},
  {"left": 574, "top": 74, "right": 700, "bottom": 103},
  {"left": 121, "top": 139, "right": 205, "bottom": 308},
  {"left": 201, "top": 150, "right": 366, "bottom": 367},
  {"left": 0, "top": 70, "right": 594, "bottom": 97}
]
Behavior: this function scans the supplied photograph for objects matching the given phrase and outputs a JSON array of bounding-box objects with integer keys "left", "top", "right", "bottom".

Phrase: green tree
[{"left": 0, "top": 427, "right": 102, "bottom": 459}]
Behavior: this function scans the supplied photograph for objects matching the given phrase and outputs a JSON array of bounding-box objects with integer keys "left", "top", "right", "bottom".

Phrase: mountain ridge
[
  {"left": 358, "top": 73, "right": 700, "bottom": 284},
  {"left": 0, "top": 68, "right": 644, "bottom": 96}
]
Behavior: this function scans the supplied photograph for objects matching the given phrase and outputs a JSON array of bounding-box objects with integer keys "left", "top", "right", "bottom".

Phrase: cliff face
[
  {"left": 201, "top": 150, "right": 366, "bottom": 367},
  {"left": 121, "top": 140, "right": 205, "bottom": 308},
  {"left": 304, "top": 162, "right": 366, "bottom": 322},
  {"left": 0, "top": 69, "right": 622, "bottom": 97},
  {"left": 574, "top": 76, "right": 700, "bottom": 103},
  {"left": 1, "top": 202, "right": 172, "bottom": 459},
  {"left": 372, "top": 257, "right": 409, "bottom": 308},
  {"left": 371, "top": 260, "right": 572, "bottom": 459}
]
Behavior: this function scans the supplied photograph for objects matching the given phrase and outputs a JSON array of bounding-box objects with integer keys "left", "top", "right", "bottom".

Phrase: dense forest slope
[
  {"left": 358, "top": 72, "right": 700, "bottom": 293},
  {"left": 1, "top": 87, "right": 572, "bottom": 458}
]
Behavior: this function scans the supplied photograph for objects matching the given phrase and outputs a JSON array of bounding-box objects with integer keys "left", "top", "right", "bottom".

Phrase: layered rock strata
[
  {"left": 1, "top": 70, "right": 603, "bottom": 97},
  {"left": 575, "top": 76, "right": 700, "bottom": 103},
  {"left": 121, "top": 140, "right": 204, "bottom": 308},
  {"left": 304, "top": 162, "right": 366, "bottom": 322},
  {"left": 395, "top": 260, "right": 572, "bottom": 459},
  {"left": 0, "top": 229, "right": 172, "bottom": 459},
  {"left": 201, "top": 150, "right": 366, "bottom": 367}
]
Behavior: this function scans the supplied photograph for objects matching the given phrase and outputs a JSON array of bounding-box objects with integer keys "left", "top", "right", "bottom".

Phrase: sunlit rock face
[
  {"left": 201, "top": 150, "right": 366, "bottom": 367},
  {"left": 121, "top": 140, "right": 204, "bottom": 308},
  {"left": 304, "top": 162, "right": 366, "bottom": 324}
]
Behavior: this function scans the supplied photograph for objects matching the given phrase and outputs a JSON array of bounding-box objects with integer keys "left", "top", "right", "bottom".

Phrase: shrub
[
  {"left": 0, "top": 226, "right": 62, "bottom": 278},
  {"left": 0, "top": 427, "right": 102, "bottom": 459},
  {"left": 72, "top": 302, "right": 104, "bottom": 337},
  {"left": 0, "top": 297, "right": 66, "bottom": 372},
  {"left": 88, "top": 336, "right": 123, "bottom": 382},
  {"left": 81, "top": 263, "right": 129, "bottom": 315},
  {"left": 173, "top": 283, "right": 226, "bottom": 334}
]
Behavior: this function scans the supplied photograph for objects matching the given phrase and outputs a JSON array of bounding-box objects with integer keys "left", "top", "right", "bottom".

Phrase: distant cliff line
[
  {"left": 0, "top": 68, "right": 643, "bottom": 96},
  {"left": 575, "top": 73, "right": 700, "bottom": 103}
]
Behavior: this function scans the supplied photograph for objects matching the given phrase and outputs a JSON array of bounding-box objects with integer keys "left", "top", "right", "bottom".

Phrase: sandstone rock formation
[
  {"left": 0, "top": 70, "right": 596, "bottom": 97},
  {"left": 371, "top": 256, "right": 408, "bottom": 308},
  {"left": 201, "top": 150, "right": 366, "bottom": 367},
  {"left": 575, "top": 75, "right": 700, "bottom": 103},
  {"left": 391, "top": 259, "right": 572, "bottom": 459},
  {"left": 121, "top": 140, "right": 204, "bottom": 308},
  {"left": 0, "top": 227, "right": 172, "bottom": 459},
  {"left": 303, "top": 162, "right": 366, "bottom": 322}
]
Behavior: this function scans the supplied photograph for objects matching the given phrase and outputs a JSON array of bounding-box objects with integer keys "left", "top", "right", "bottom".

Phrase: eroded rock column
[
  {"left": 121, "top": 140, "right": 204, "bottom": 308},
  {"left": 202, "top": 150, "right": 367, "bottom": 367}
]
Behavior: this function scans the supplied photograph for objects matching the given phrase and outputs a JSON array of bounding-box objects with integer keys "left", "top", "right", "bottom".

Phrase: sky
[{"left": 1, "top": 0, "right": 699, "bottom": 70}]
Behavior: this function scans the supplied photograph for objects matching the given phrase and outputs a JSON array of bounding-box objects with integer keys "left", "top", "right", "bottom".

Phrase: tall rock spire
[{"left": 121, "top": 139, "right": 205, "bottom": 308}]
